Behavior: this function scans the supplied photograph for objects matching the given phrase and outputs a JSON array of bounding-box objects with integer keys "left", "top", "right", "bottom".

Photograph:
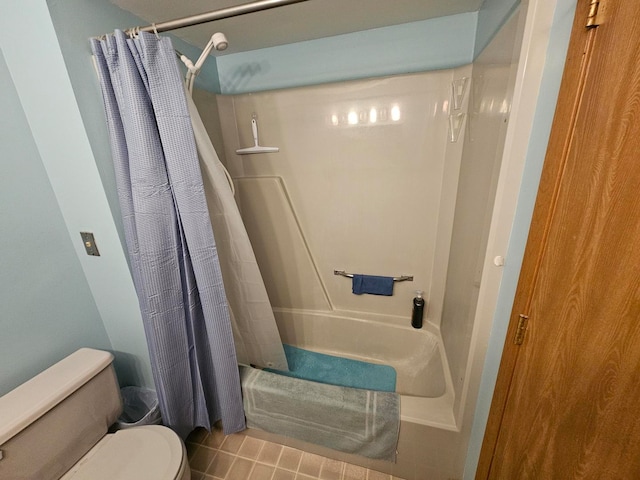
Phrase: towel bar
[{"left": 334, "top": 270, "right": 413, "bottom": 282}]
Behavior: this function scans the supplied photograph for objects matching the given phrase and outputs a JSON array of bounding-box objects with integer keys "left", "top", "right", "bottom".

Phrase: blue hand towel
[{"left": 352, "top": 274, "right": 394, "bottom": 296}]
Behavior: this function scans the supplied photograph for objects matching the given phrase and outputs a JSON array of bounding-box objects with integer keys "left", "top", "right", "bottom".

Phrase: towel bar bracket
[{"left": 334, "top": 270, "right": 413, "bottom": 282}]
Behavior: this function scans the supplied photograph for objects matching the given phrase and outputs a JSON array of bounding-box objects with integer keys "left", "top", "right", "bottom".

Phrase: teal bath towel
[
  {"left": 240, "top": 366, "right": 400, "bottom": 461},
  {"left": 265, "top": 345, "right": 397, "bottom": 392}
]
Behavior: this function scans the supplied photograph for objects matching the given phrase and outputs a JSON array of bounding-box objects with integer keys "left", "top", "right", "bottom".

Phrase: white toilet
[{"left": 0, "top": 348, "right": 190, "bottom": 480}]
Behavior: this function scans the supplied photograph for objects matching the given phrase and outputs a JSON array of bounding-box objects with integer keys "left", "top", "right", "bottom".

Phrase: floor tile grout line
[
  {"left": 250, "top": 437, "right": 275, "bottom": 480},
  {"left": 200, "top": 443, "right": 218, "bottom": 476},
  {"left": 226, "top": 454, "right": 239, "bottom": 480},
  {"left": 245, "top": 452, "right": 258, "bottom": 480},
  {"left": 248, "top": 436, "right": 273, "bottom": 480},
  {"left": 273, "top": 439, "right": 286, "bottom": 474},
  {"left": 266, "top": 447, "right": 277, "bottom": 480},
  {"left": 294, "top": 448, "right": 303, "bottom": 476}
]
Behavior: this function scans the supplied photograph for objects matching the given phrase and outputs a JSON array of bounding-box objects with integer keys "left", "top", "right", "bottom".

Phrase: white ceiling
[{"left": 110, "top": 0, "right": 485, "bottom": 55}]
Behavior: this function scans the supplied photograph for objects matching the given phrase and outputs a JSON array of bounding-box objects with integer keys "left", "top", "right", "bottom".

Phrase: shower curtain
[
  {"left": 185, "top": 94, "right": 289, "bottom": 372},
  {"left": 90, "top": 30, "right": 247, "bottom": 437}
]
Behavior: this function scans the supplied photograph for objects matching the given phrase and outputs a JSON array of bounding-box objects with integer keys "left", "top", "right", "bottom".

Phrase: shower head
[
  {"left": 184, "top": 31, "right": 229, "bottom": 94},
  {"left": 211, "top": 32, "right": 228, "bottom": 51},
  {"left": 191, "top": 32, "right": 228, "bottom": 72}
]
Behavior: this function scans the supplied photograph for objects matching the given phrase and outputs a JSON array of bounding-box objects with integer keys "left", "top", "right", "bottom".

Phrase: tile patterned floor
[{"left": 185, "top": 427, "right": 406, "bottom": 480}]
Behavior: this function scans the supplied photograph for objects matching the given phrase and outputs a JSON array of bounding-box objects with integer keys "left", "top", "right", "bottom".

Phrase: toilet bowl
[{"left": 0, "top": 348, "right": 190, "bottom": 480}]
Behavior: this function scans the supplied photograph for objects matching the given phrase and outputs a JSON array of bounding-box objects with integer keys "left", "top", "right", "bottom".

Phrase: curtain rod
[{"left": 101, "top": 0, "right": 310, "bottom": 38}]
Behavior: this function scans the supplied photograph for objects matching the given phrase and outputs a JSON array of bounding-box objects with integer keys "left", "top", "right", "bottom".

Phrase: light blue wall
[
  {"left": 47, "top": 0, "right": 219, "bottom": 244},
  {"left": 0, "top": 0, "right": 154, "bottom": 389},
  {"left": 463, "top": 0, "right": 578, "bottom": 477},
  {"left": 217, "top": 12, "right": 478, "bottom": 94},
  {"left": 0, "top": 0, "right": 217, "bottom": 393},
  {"left": 0, "top": 49, "right": 112, "bottom": 395},
  {"left": 213, "top": 0, "right": 530, "bottom": 95}
]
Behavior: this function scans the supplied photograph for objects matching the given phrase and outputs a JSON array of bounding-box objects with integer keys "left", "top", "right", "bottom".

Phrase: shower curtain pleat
[
  {"left": 185, "top": 93, "right": 289, "bottom": 372},
  {"left": 90, "top": 30, "right": 245, "bottom": 437}
]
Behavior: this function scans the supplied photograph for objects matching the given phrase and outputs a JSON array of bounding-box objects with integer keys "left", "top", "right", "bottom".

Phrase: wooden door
[{"left": 477, "top": 1, "right": 640, "bottom": 478}]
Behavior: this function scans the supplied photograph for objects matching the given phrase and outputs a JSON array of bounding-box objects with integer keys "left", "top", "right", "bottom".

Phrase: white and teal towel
[{"left": 240, "top": 366, "right": 400, "bottom": 461}]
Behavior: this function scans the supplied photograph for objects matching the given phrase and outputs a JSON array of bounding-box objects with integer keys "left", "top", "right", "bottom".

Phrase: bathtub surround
[
  {"left": 214, "top": 70, "right": 465, "bottom": 321},
  {"left": 195, "top": 67, "right": 471, "bottom": 477},
  {"left": 240, "top": 367, "right": 400, "bottom": 462},
  {"left": 440, "top": 8, "right": 523, "bottom": 422},
  {"left": 92, "top": 31, "right": 244, "bottom": 436},
  {"left": 213, "top": 70, "right": 470, "bottom": 329}
]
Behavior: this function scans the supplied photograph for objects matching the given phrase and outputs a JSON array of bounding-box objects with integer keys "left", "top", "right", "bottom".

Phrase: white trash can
[{"left": 114, "top": 386, "right": 162, "bottom": 429}]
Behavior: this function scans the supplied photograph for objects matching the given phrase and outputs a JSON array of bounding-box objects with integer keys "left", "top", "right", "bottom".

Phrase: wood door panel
[
  {"left": 484, "top": 0, "right": 640, "bottom": 478},
  {"left": 474, "top": 5, "right": 596, "bottom": 475}
]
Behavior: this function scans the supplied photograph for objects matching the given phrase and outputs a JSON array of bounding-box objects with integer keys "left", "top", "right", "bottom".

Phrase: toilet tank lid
[{"left": 0, "top": 348, "right": 114, "bottom": 445}]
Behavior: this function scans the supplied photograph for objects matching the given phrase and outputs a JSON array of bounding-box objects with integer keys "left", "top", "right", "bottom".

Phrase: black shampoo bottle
[{"left": 412, "top": 290, "right": 424, "bottom": 329}]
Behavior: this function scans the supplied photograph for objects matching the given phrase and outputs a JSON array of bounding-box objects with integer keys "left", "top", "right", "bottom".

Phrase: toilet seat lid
[{"left": 61, "top": 425, "right": 185, "bottom": 480}]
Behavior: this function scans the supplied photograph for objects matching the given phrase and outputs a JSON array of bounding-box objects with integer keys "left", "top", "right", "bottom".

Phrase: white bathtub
[
  {"left": 241, "top": 308, "right": 462, "bottom": 479},
  {"left": 273, "top": 308, "right": 458, "bottom": 431}
]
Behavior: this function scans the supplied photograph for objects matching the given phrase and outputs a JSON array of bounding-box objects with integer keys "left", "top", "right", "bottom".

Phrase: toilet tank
[{"left": 0, "top": 348, "right": 123, "bottom": 480}]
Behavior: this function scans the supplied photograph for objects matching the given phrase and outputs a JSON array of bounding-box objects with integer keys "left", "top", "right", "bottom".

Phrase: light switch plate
[{"left": 80, "top": 232, "right": 100, "bottom": 256}]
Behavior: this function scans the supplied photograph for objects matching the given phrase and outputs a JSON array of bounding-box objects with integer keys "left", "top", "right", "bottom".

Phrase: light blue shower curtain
[{"left": 91, "top": 30, "right": 245, "bottom": 437}]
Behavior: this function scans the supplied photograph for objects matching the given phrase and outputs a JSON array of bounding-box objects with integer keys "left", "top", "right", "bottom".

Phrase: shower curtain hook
[
  {"left": 128, "top": 26, "right": 140, "bottom": 39},
  {"left": 152, "top": 23, "right": 160, "bottom": 39}
]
